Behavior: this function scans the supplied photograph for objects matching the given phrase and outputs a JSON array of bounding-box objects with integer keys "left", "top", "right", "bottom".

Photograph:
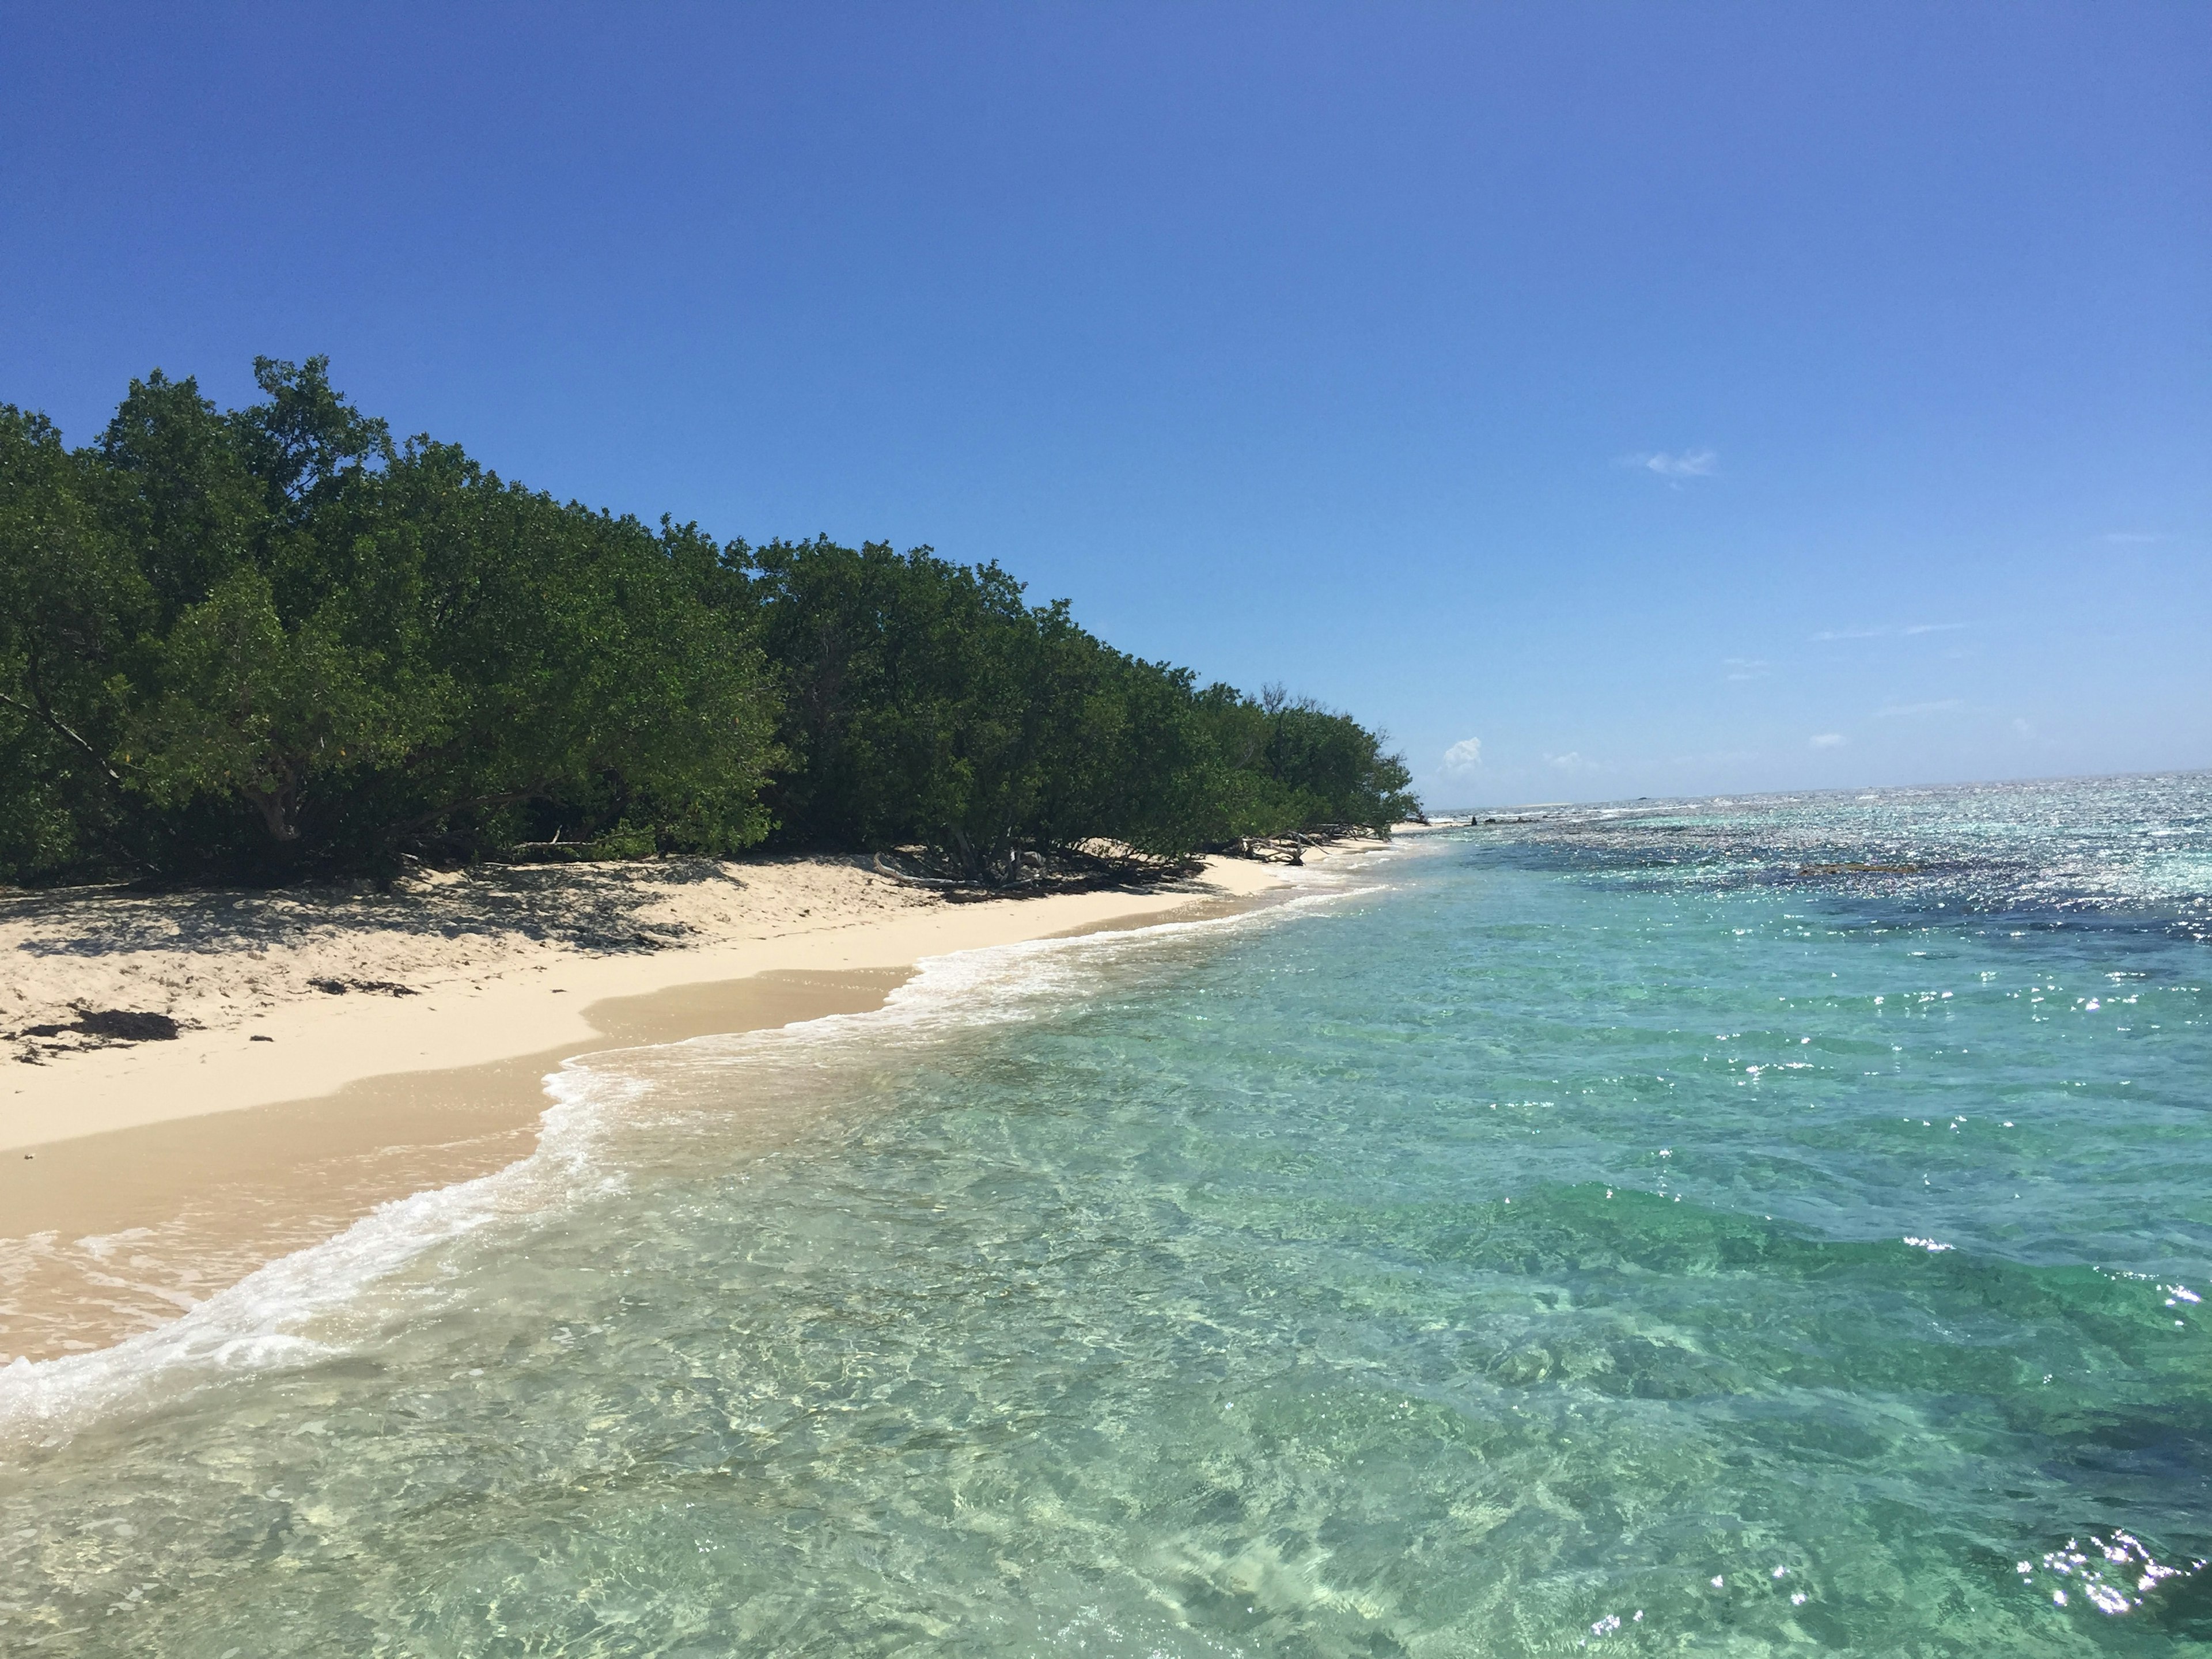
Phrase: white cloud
[
  {"left": 1903, "top": 622, "right": 1968, "bottom": 636},
  {"left": 1876, "top": 699, "right": 1966, "bottom": 718},
  {"left": 1724, "top": 657, "right": 1770, "bottom": 681},
  {"left": 1621, "top": 448, "right": 1717, "bottom": 479},
  {"left": 1809, "top": 733, "right": 1847, "bottom": 749},
  {"left": 1441, "top": 737, "right": 1484, "bottom": 775},
  {"left": 1546, "top": 751, "right": 1596, "bottom": 772}
]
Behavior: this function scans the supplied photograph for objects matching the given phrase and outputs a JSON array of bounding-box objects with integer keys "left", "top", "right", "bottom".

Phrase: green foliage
[
  {"left": 126, "top": 562, "right": 403, "bottom": 842},
  {"left": 1207, "top": 683, "right": 1421, "bottom": 836},
  {"left": 0, "top": 363, "right": 779, "bottom": 880},
  {"left": 0, "top": 361, "right": 1416, "bottom": 886},
  {"left": 0, "top": 403, "right": 149, "bottom": 873},
  {"left": 747, "top": 540, "right": 1417, "bottom": 876}
]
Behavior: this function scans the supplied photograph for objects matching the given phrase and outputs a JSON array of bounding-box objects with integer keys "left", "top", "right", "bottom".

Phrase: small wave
[{"left": 0, "top": 1067, "right": 645, "bottom": 1447}]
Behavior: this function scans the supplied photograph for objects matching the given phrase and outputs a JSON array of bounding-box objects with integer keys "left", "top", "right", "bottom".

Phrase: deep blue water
[{"left": 3, "top": 773, "right": 2208, "bottom": 1656}]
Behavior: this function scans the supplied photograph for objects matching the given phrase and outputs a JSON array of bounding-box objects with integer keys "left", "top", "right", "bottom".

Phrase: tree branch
[{"left": 0, "top": 688, "right": 126, "bottom": 786}]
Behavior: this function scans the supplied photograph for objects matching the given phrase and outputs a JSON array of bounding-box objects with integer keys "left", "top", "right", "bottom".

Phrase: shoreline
[
  {"left": 1, "top": 849, "right": 1373, "bottom": 1363},
  {"left": 2, "top": 858, "right": 1295, "bottom": 1153}
]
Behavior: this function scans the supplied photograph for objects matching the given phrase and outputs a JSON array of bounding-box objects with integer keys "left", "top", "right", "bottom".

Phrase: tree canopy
[{"left": 0, "top": 361, "right": 1416, "bottom": 885}]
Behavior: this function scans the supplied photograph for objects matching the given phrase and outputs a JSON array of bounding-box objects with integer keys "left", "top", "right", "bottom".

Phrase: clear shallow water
[{"left": 3, "top": 773, "right": 2209, "bottom": 1656}]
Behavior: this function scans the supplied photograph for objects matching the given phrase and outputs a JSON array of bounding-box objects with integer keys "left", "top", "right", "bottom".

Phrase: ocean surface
[{"left": 3, "top": 772, "right": 2209, "bottom": 1656}]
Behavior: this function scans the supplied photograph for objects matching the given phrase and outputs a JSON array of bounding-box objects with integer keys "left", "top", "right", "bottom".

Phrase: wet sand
[{"left": 0, "top": 968, "right": 910, "bottom": 1361}]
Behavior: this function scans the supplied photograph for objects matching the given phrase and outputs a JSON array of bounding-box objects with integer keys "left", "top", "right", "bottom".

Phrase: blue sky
[{"left": 3, "top": 3, "right": 2205, "bottom": 806}]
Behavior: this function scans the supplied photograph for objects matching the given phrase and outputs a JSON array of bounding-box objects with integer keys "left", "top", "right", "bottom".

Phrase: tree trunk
[{"left": 244, "top": 783, "right": 299, "bottom": 841}]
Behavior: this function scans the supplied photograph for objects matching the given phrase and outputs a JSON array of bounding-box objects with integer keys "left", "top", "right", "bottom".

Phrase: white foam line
[
  {"left": 0, "top": 862, "right": 1384, "bottom": 1446},
  {"left": 0, "top": 1070, "right": 646, "bottom": 1448}
]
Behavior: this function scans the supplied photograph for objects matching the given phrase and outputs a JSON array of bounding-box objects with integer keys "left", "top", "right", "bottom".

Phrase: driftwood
[
  {"left": 1215, "top": 824, "right": 1385, "bottom": 865},
  {"left": 870, "top": 842, "right": 1201, "bottom": 900},
  {"left": 872, "top": 851, "right": 966, "bottom": 889}
]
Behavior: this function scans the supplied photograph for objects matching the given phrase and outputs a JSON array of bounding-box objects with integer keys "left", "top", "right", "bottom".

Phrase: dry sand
[{"left": 0, "top": 851, "right": 1306, "bottom": 1361}]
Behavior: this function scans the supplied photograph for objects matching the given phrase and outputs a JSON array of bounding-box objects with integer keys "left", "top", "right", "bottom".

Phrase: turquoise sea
[{"left": 3, "top": 773, "right": 2209, "bottom": 1656}]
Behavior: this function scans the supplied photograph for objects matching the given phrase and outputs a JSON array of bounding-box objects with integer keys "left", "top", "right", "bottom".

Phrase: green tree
[
  {"left": 0, "top": 405, "right": 152, "bottom": 874},
  {"left": 125, "top": 563, "right": 403, "bottom": 843},
  {"left": 0, "top": 358, "right": 1415, "bottom": 887}
]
